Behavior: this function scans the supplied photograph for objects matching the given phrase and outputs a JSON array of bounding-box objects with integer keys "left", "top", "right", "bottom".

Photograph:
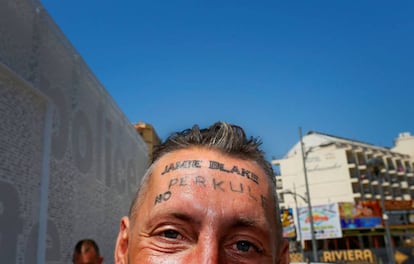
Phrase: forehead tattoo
[
  {"left": 161, "top": 159, "right": 259, "bottom": 184},
  {"left": 154, "top": 159, "right": 268, "bottom": 209}
]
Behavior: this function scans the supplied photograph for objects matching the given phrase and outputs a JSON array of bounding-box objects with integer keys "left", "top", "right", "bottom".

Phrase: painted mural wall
[{"left": 0, "top": 0, "right": 149, "bottom": 263}]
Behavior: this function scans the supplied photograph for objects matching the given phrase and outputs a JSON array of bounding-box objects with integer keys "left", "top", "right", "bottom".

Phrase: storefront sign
[
  {"left": 281, "top": 208, "right": 296, "bottom": 239},
  {"left": 339, "top": 201, "right": 383, "bottom": 228},
  {"left": 322, "top": 249, "right": 374, "bottom": 263},
  {"left": 299, "top": 203, "right": 342, "bottom": 240}
]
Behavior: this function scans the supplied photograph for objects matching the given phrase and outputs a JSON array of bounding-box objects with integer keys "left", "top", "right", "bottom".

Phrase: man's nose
[{"left": 193, "top": 238, "right": 221, "bottom": 264}]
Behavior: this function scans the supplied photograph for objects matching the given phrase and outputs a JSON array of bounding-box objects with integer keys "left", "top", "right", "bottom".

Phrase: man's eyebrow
[
  {"left": 171, "top": 212, "right": 199, "bottom": 223},
  {"left": 231, "top": 217, "right": 262, "bottom": 228},
  {"left": 231, "top": 216, "right": 272, "bottom": 236},
  {"left": 150, "top": 211, "right": 202, "bottom": 226}
]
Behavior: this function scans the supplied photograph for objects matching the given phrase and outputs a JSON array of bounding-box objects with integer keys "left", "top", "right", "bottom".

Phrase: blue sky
[{"left": 40, "top": 0, "right": 414, "bottom": 160}]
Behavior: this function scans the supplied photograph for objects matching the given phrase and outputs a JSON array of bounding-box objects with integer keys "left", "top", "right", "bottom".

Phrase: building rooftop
[{"left": 282, "top": 131, "right": 403, "bottom": 159}]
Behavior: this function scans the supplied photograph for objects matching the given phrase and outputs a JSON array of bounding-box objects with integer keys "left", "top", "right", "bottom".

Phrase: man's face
[
  {"left": 73, "top": 242, "right": 103, "bottom": 264},
  {"left": 115, "top": 148, "right": 288, "bottom": 264}
]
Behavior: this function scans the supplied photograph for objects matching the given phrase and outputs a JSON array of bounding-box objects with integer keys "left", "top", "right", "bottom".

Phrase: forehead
[{"left": 148, "top": 148, "right": 274, "bottom": 209}]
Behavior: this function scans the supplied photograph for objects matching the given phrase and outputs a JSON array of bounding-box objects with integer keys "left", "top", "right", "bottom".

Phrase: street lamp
[
  {"left": 280, "top": 186, "right": 307, "bottom": 261},
  {"left": 367, "top": 157, "right": 395, "bottom": 264},
  {"left": 299, "top": 127, "right": 318, "bottom": 262}
]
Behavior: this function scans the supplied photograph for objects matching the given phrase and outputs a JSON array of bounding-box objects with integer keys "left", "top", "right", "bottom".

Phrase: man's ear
[
  {"left": 277, "top": 239, "right": 290, "bottom": 264},
  {"left": 114, "top": 217, "right": 130, "bottom": 264}
]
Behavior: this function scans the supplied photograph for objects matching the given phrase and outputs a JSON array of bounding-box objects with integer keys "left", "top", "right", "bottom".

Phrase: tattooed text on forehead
[
  {"left": 161, "top": 159, "right": 259, "bottom": 184},
  {"left": 154, "top": 175, "right": 268, "bottom": 209}
]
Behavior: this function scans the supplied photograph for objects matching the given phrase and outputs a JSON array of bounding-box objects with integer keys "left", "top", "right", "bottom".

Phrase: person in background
[
  {"left": 114, "top": 121, "right": 289, "bottom": 263},
  {"left": 73, "top": 239, "right": 103, "bottom": 264}
]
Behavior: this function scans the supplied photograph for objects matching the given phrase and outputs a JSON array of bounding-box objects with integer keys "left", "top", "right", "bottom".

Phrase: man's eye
[
  {"left": 235, "top": 240, "right": 258, "bottom": 253},
  {"left": 162, "top": 230, "right": 180, "bottom": 239}
]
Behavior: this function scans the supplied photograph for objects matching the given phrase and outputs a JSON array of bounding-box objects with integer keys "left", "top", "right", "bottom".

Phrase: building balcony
[
  {"left": 392, "top": 183, "right": 400, "bottom": 188},
  {"left": 358, "top": 164, "right": 367, "bottom": 170},
  {"left": 359, "top": 179, "right": 368, "bottom": 185},
  {"left": 348, "top": 163, "right": 356, "bottom": 168},
  {"left": 350, "top": 178, "right": 359, "bottom": 183},
  {"left": 365, "top": 193, "right": 373, "bottom": 199},
  {"left": 388, "top": 168, "right": 397, "bottom": 174},
  {"left": 404, "top": 194, "right": 411, "bottom": 200},
  {"left": 397, "top": 170, "right": 405, "bottom": 176}
]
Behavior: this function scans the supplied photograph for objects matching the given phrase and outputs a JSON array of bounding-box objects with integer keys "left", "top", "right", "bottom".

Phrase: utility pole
[
  {"left": 367, "top": 158, "right": 395, "bottom": 264},
  {"left": 293, "top": 184, "right": 304, "bottom": 261},
  {"left": 299, "top": 127, "right": 318, "bottom": 262},
  {"left": 282, "top": 184, "right": 305, "bottom": 261}
]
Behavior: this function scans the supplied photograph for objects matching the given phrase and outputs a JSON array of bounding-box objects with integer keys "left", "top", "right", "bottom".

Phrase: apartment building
[
  {"left": 273, "top": 132, "right": 414, "bottom": 262},
  {"left": 272, "top": 131, "right": 414, "bottom": 209}
]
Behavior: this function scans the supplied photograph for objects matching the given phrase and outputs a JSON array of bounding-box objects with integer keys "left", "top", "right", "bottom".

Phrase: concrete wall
[{"left": 0, "top": 0, "right": 148, "bottom": 263}]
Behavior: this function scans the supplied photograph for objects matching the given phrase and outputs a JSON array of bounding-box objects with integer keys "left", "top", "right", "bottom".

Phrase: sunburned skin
[{"left": 115, "top": 148, "right": 288, "bottom": 264}]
